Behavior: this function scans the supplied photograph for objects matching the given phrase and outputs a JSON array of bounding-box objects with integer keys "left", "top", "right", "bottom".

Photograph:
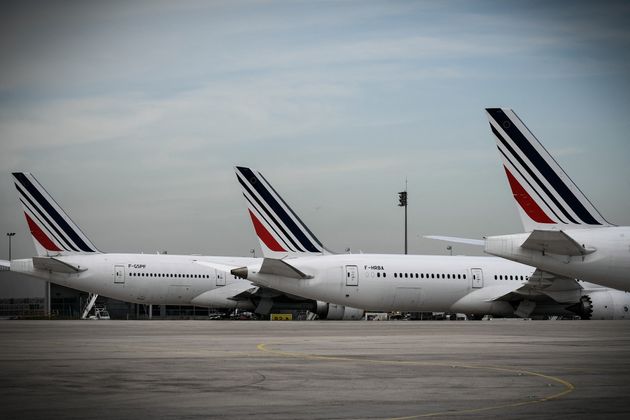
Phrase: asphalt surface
[{"left": 0, "top": 320, "right": 629, "bottom": 419}]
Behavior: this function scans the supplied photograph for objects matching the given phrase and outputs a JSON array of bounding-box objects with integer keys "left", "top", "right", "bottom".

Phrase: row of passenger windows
[
  {"left": 495, "top": 275, "right": 528, "bottom": 281},
  {"left": 130, "top": 271, "right": 528, "bottom": 281},
  {"left": 393, "top": 272, "right": 467, "bottom": 280},
  {"left": 129, "top": 272, "right": 211, "bottom": 279},
  {"left": 362, "top": 272, "right": 468, "bottom": 280},
  {"left": 368, "top": 272, "right": 527, "bottom": 281}
]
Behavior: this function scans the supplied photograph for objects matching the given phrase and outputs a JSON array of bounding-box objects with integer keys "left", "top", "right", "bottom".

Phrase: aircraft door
[
  {"left": 114, "top": 265, "right": 125, "bottom": 284},
  {"left": 471, "top": 268, "right": 483, "bottom": 288},
  {"left": 345, "top": 265, "right": 359, "bottom": 286},
  {"left": 216, "top": 270, "right": 226, "bottom": 287}
]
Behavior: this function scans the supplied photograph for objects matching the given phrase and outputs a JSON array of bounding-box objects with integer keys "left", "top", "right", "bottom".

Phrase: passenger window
[
  {"left": 394, "top": 273, "right": 398, "bottom": 278},
  {"left": 383, "top": 273, "right": 386, "bottom": 278}
]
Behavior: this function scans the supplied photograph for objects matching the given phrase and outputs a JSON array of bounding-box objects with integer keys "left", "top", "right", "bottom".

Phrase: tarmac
[{"left": 0, "top": 319, "right": 629, "bottom": 419}]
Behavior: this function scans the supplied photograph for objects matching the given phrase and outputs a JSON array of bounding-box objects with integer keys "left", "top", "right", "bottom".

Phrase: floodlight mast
[
  {"left": 6, "top": 232, "right": 15, "bottom": 261},
  {"left": 398, "top": 179, "right": 408, "bottom": 255}
]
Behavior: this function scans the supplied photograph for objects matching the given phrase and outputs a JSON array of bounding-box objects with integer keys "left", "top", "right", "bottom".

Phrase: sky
[{"left": 1, "top": 0, "right": 629, "bottom": 260}]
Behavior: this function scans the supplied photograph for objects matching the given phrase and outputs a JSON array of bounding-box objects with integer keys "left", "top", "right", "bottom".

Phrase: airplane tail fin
[
  {"left": 235, "top": 166, "right": 329, "bottom": 258},
  {"left": 12, "top": 172, "right": 100, "bottom": 257},
  {"left": 486, "top": 108, "right": 612, "bottom": 232}
]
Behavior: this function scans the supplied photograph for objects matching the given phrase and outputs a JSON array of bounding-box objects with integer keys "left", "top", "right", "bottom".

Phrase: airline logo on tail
[
  {"left": 235, "top": 166, "right": 326, "bottom": 258},
  {"left": 13, "top": 172, "right": 99, "bottom": 256},
  {"left": 486, "top": 108, "right": 611, "bottom": 231}
]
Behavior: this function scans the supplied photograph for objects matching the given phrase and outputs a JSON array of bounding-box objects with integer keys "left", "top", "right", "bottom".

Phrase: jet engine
[
  {"left": 568, "top": 290, "right": 630, "bottom": 320},
  {"left": 315, "top": 301, "right": 365, "bottom": 320}
]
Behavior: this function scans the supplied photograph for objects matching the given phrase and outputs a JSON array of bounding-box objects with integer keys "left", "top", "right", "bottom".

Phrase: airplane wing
[
  {"left": 490, "top": 269, "right": 582, "bottom": 304},
  {"left": 0, "top": 260, "right": 9, "bottom": 271},
  {"left": 521, "top": 230, "right": 595, "bottom": 256},
  {"left": 32, "top": 257, "right": 87, "bottom": 273},
  {"left": 191, "top": 280, "right": 259, "bottom": 307},
  {"left": 424, "top": 236, "right": 485, "bottom": 246}
]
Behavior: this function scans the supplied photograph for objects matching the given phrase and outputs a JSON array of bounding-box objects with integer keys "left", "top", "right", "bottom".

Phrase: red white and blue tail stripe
[
  {"left": 235, "top": 166, "right": 327, "bottom": 258},
  {"left": 486, "top": 108, "right": 612, "bottom": 232},
  {"left": 13, "top": 172, "right": 100, "bottom": 256}
]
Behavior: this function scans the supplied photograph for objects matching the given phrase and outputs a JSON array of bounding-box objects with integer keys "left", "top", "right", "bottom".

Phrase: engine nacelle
[
  {"left": 570, "top": 290, "right": 630, "bottom": 320},
  {"left": 315, "top": 302, "right": 364, "bottom": 320}
]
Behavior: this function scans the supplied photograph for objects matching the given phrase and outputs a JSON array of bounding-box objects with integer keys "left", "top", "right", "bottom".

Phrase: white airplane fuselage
[
  {"left": 486, "top": 226, "right": 630, "bottom": 293},
  {"left": 242, "top": 253, "right": 630, "bottom": 318},
  {"left": 11, "top": 254, "right": 258, "bottom": 307}
]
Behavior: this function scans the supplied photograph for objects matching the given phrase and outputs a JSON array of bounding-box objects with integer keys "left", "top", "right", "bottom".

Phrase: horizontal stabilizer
[
  {"left": 259, "top": 258, "right": 312, "bottom": 279},
  {"left": 521, "top": 230, "right": 595, "bottom": 256},
  {"left": 424, "top": 235, "right": 485, "bottom": 246},
  {"left": 0, "top": 260, "right": 9, "bottom": 271},
  {"left": 194, "top": 260, "right": 241, "bottom": 272},
  {"left": 32, "top": 256, "right": 87, "bottom": 273}
]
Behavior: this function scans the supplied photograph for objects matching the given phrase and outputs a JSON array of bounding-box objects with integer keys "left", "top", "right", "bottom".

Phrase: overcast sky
[{"left": 1, "top": 0, "right": 629, "bottom": 260}]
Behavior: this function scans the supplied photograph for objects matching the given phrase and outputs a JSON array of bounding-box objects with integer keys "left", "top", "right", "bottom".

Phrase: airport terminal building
[{"left": 0, "top": 270, "right": 221, "bottom": 320}]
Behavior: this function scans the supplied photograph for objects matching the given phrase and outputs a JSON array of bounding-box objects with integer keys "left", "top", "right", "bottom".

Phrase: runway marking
[{"left": 257, "top": 343, "right": 574, "bottom": 419}]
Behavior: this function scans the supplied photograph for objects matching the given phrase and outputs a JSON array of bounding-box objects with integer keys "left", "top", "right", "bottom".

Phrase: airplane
[
  {"left": 2, "top": 172, "right": 364, "bottom": 319},
  {"left": 221, "top": 166, "right": 630, "bottom": 320},
  {"left": 480, "top": 108, "right": 630, "bottom": 293}
]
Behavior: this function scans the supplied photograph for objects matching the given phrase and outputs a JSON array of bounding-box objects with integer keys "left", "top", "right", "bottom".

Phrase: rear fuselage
[
  {"left": 247, "top": 254, "right": 546, "bottom": 316},
  {"left": 11, "top": 253, "right": 258, "bottom": 305},
  {"left": 485, "top": 226, "right": 630, "bottom": 292}
]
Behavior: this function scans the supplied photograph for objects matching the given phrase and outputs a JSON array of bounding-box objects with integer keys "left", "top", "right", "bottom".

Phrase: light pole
[
  {"left": 398, "top": 180, "right": 408, "bottom": 255},
  {"left": 6, "top": 232, "right": 15, "bottom": 261}
]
